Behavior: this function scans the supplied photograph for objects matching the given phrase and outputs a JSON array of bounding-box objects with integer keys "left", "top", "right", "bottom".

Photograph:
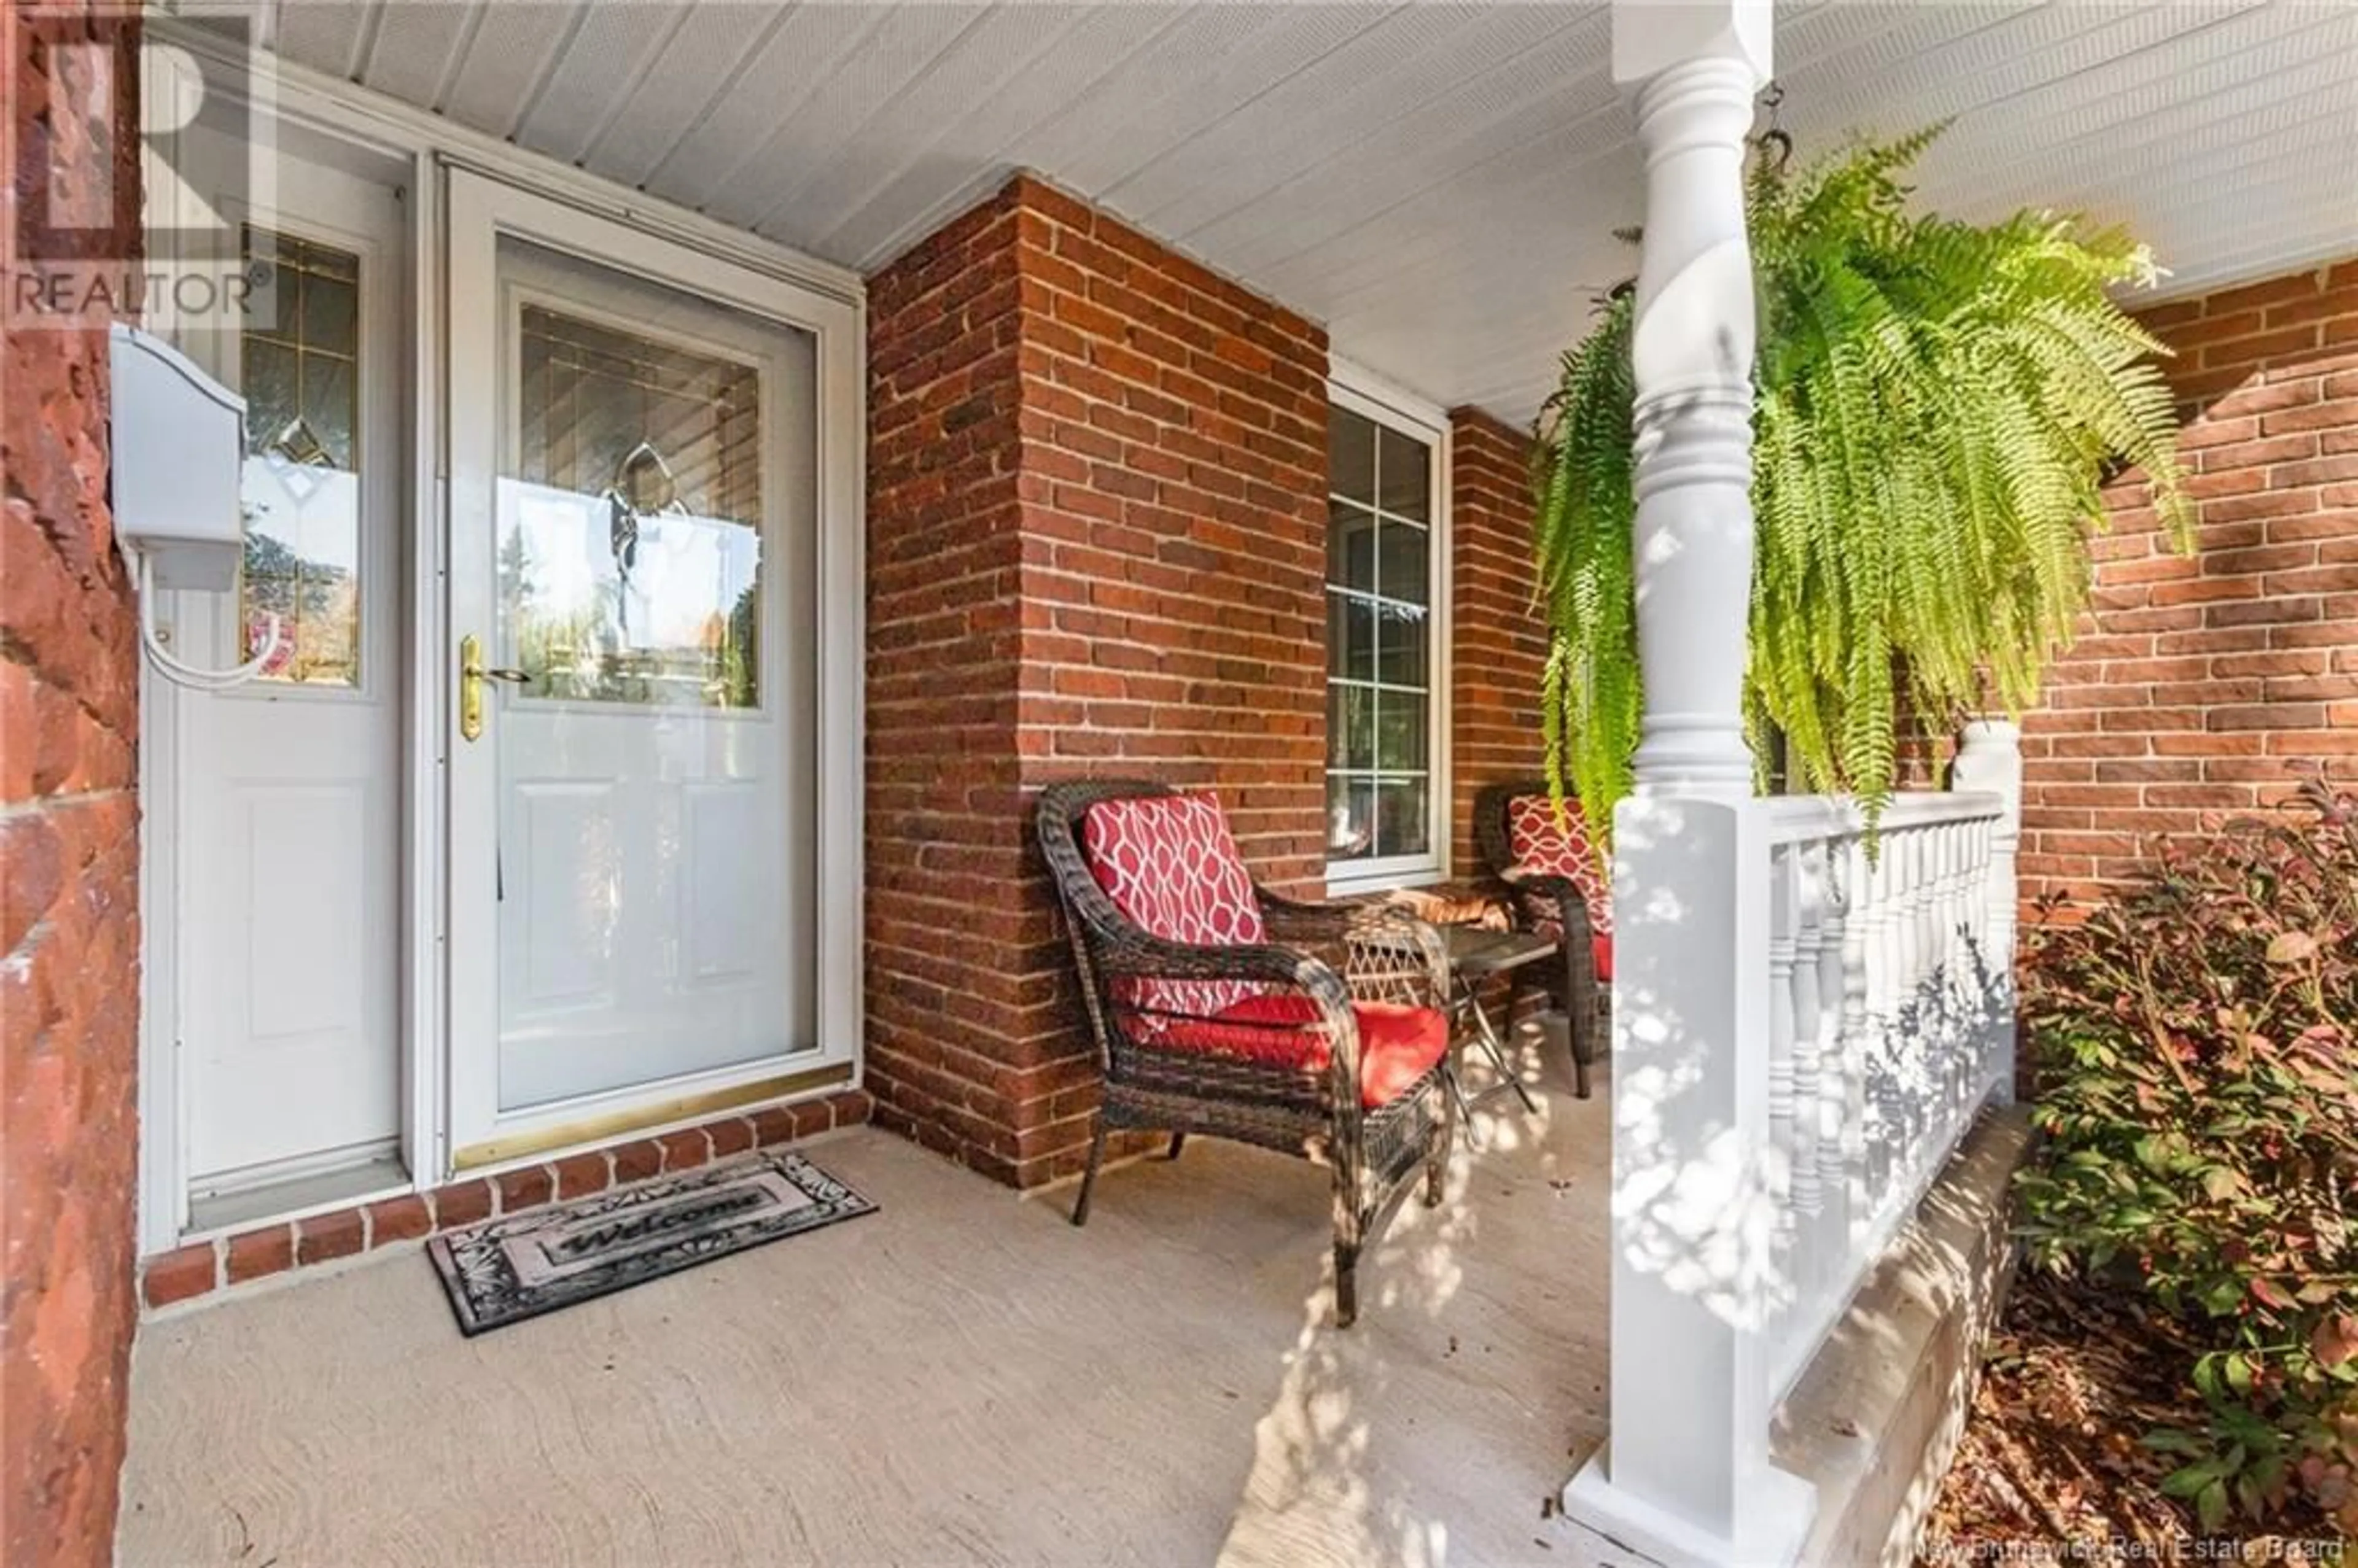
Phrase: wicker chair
[
  {"left": 1036, "top": 779, "right": 1454, "bottom": 1327},
  {"left": 1472, "top": 779, "right": 1613, "bottom": 1099}
]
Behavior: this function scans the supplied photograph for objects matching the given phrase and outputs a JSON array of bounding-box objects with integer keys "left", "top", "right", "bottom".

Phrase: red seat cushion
[
  {"left": 1505, "top": 795, "right": 1614, "bottom": 976},
  {"left": 1080, "top": 791, "right": 1267, "bottom": 1021},
  {"left": 1156, "top": 992, "right": 1449, "bottom": 1109}
]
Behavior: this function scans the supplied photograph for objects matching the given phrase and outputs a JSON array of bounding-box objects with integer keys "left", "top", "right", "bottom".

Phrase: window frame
[{"left": 1323, "top": 362, "right": 1451, "bottom": 894}]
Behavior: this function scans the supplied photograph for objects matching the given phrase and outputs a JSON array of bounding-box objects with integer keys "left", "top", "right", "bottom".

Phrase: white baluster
[
  {"left": 1961, "top": 822, "right": 1983, "bottom": 1111},
  {"left": 1933, "top": 821, "right": 1959, "bottom": 1136},
  {"left": 1972, "top": 816, "right": 1994, "bottom": 980},
  {"left": 1980, "top": 806, "right": 1999, "bottom": 1089},
  {"left": 1768, "top": 844, "right": 1799, "bottom": 1305},
  {"left": 1901, "top": 827, "right": 1931, "bottom": 1160},
  {"left": 1951, "top": 821, "right": 1973, "bottom": 1131},
  {"left": 1857, "top": 829, "right": 1891, "bottom": 1214},
  {"left": 1956, "top": 820, "right": 1979, "bottom": 1115},
  {"left": 1917, "top": 825, "right": 1939, "bottom": 1130},
  {"left": 1884, "top": 830, "right": 1915, "bottom": 1200},
  {"left": 1816, "top": 836, "right": 1855, "bottom": 1278},
  {"left": 1788, "top": 844, "right": 1825, "bottom": 1221},
  {"left": 1788, "top": 840, "right": 1828, "bottom": 1333},
  {"left": 1837, "top": 834, "right": 1870, "bottom": 1250},
  {"left": 1934, "top": 820, "right": 1968, "bottom": 1155}
]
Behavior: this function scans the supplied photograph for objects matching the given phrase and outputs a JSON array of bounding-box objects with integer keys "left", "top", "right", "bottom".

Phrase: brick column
[
  {"left": 865, "top": 176, "right": 1329, "bottom": 1188},
  {"left": 865, "top": 188, "right": 1034, "bottom": 1182},
  {"left": 2, "top": 7, "right": 146, "bottom": 1562},
  {"left": 1446, "top": 406, "right": 1547, "bottom": 872}
]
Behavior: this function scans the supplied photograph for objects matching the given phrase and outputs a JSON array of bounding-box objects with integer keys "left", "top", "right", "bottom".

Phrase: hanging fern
[{"left": 1534, "top": 127, "right": 2193, "bottom": 841}]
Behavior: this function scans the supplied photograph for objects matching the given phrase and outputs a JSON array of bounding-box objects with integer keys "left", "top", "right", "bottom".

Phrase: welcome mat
[{"left": 427, "top": 1151, "right": 876, "bottom": 1336}]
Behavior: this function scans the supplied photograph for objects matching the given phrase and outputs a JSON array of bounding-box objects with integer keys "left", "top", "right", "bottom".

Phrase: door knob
[{"left": 459, "top": 634, "right": 529, "bottom": 742}]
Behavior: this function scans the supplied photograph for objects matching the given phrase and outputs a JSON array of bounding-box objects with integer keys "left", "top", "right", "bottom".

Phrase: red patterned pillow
[
  {"left": 1080, "top": 791, "right": 1267, "bottom": 1023},
  {"left": 1505, "top": 793, "right": 1614, "bottom": 937}
]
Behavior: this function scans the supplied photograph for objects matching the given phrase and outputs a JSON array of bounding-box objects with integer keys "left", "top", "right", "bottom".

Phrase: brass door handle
[{"left": 459, "top": 634, "right": 529, "bottom": 742}]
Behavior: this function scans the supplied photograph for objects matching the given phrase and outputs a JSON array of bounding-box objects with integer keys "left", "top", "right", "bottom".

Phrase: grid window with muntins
[{"left": 1325, "top": 404, "right": 1434, "bottom": 866}]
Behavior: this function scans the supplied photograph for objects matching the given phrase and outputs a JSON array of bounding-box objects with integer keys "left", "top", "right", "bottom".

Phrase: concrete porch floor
[{"left": 122, "top": 1038, "right": 1631, "bottom": 1567}]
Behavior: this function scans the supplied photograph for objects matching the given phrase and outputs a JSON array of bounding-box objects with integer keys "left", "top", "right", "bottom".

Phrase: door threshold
[
  {"left": 452, "top": 1060, "right": 854, "bottom": 1172},
  {"left": 186, "top": 1152, "right": 411, "bottom": 1236}
]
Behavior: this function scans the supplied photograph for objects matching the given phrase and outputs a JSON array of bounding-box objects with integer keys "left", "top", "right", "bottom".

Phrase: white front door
[
  {"left": 174, "top": 146, "right": 407, "bottom": 1190},
  {"left": 446, "top": 172, "right": 844, "bottom": 1159}
]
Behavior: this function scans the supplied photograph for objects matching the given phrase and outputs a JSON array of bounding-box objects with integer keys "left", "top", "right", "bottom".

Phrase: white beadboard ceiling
[{"left": 208, "top": 0, "right": 2356, "bottom": 425}]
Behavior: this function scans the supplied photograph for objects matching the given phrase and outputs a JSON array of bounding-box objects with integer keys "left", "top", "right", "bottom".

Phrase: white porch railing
[
  {"left": 1564, "top": 728, "right": 2025, "bottom": 1567},
  {"left": 1761, "top": 758, "right": 2020, "bottom": 1404}
]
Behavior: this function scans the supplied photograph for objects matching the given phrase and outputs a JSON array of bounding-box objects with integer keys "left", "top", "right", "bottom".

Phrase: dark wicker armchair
[
  {"left": 1036, "top": 779, "right": 1454, "bottom": 1326},
  {"left": 1473, "top": 779, "right": 1612, "bottom": 1099}
]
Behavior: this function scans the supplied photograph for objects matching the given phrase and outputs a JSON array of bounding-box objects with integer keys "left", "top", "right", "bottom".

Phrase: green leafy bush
[{"left": 2016, "top": 777, "right": 2358, "bottom": 1532}]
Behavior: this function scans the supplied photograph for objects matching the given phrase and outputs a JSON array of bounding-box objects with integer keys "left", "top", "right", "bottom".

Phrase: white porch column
[
  {"left": 1951, "top": 720, "right": 2025, "bottom": 1103},
  {"left": 1563, "top": 4, "right": 1815, "bottom": 1565},
  {"left": 1619, "top": 0, "right": 1771, "bottom": 803}
]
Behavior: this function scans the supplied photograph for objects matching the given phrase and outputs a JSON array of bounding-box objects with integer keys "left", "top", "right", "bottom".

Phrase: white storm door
[
  {"left": 177, "top": 152, "right": 406, "bottom": 1187},
  {"left": 445, "top": 171, "right": 844, "bottom": 1157}
]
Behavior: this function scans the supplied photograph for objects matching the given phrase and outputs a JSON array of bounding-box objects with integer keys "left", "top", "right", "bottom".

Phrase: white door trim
[
  {"left": 134, "top": 42, "right": 201, "bottom": 1257},
  {"left": 135, "top": 36, "right": 866, "bottom": 1255},
  {"left": 439, "top": 165, "right": 865, "bottom": 1165},
  {"left": 405, "top": 140, "right": 450, "bottom": 1192}
]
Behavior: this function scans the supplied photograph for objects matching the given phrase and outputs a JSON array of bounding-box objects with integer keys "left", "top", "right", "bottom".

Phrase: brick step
[{"left": 138, "top": 1089, "right": 873, "bottom": 1314}]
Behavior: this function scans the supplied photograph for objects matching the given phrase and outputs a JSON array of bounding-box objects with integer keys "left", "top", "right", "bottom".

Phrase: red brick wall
[
  {"left": 1447, "top": 406, "right": 1547, "bottom": 873},
  {"left": 2, "top": 9, "right": 144, "bottom": 1563},
  {"left": 2020, "top": 258, "right": 2358, "bottom": 902},
  {"left": 865, "top": 175, "right": 1329, "bottom": 1188}
]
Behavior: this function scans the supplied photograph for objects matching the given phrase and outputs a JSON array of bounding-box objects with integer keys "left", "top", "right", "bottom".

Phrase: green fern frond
[{"left": 1531, "top": 125, "right": 2191, "bottom": 836}]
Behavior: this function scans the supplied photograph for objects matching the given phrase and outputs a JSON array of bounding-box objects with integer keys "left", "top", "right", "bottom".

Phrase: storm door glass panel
[
  {"left": 238, "top": 225, "right": 362, "bottom": 685},
  {"left": 505, "top": 306, "right": 763, "bottom": 708},
  {"left": 489, "top": 239, "right": 817, "bottom": 1114}
]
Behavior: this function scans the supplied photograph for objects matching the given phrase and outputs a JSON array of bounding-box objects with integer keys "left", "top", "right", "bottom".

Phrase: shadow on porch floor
[{"left": 122, "top": 1039, "right": 1622, "bottom": 1568}]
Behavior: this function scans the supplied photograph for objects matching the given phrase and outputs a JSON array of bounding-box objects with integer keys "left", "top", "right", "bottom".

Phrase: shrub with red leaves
[{"left": 2016, "top": 775, "right": 2358, "bottom": 1533}]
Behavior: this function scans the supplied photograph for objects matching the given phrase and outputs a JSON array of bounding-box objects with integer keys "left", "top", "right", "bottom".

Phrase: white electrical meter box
[{"left": 108, "top": 323, "right": 247, "bottom": 592}]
